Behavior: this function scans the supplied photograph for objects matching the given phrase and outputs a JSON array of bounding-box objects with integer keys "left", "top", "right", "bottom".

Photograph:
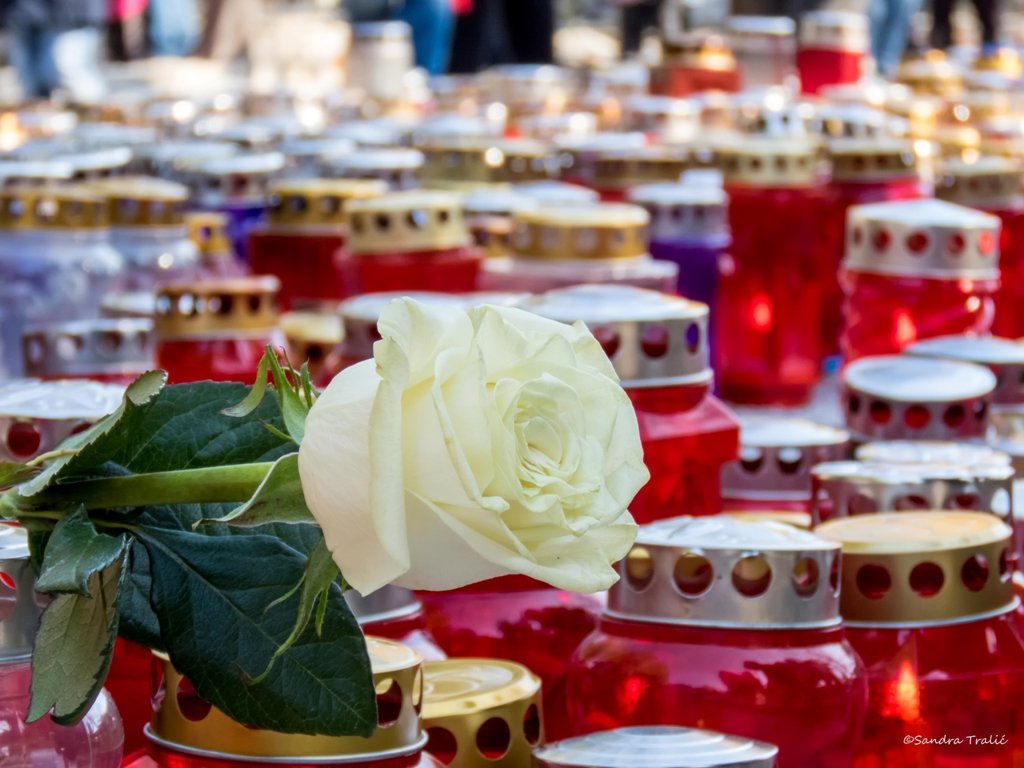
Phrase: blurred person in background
[
  {"left": 449, "top": 0, "right": 554, "bottom": 72},
  {"left": 345, "top": 0, "right": 455, "bottom": 74},
  {"left": 197, "top": 0, "right": 262, "bottom": 60},
  {"left": 618, "top": 0, "right": 661, "bottom": 57},
  {"left": 108, "top": 0, "right": 147, "bottom": 61},
  {"left": 149, "top": 0, "right": 200, "bottom": 55},
  {"left": 931, "top": 0, "right": 998, "bottom": 51},
  {"left": 1, "top": 0, "right": 106, "bottom": 99},
  {"left": 870, "top": 0, "right": 920, "bottom": 75}
]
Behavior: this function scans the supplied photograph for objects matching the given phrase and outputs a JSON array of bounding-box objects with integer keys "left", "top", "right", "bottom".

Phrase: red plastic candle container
[
  {"left": 726, "top": 16, "right": 797, "bottom": 91},
  {"left": 934, "top": 158, "right": 1024, "bottom": 338},
  {"left": 810, "top": 457, "right": 1014, "bottom": 527},
  {"left": 345, "top": 585, "right": 445, "bottom": 661},
  {"left": 344, "top": 191, "right": 482, "bottom": 294},
  {"left": 566, "top": 516, "right": 867, "bottom": 767},
  {"left": 651, "top": 32, "right": 741, "bottom": 98},
  {"left": 824, "top": 140, "right": 923, "bottom": 355},
  {"left": 816, "top": 512, "right": 1024, "bottom": 768},
  {"left": 153, "top": 276, "right": 281, "bottom": 383},
  {"left": 906, "top": 335, "right": 1024, "bottom": 407},
  {"left": 840, "top": 199, "right": 1001, "bottom": 362},
  {"left": 721, "top": 417, "right": 849, "bottom": 513},
  {"left": 0, "top": 379, "right": 124, "bottom": 462},
  {"left": 718, "top": 138, "right": 830, "bottom": 404},
  {"left": 841, "top": 355, "right": 996, "bottom": 442},
  {"left": 480, "top": 204, "right": 678, "bottom": 293},
  {"left": 249, "top": 178, "right": 387, "bottom": 310},
  {"left": 125, "top": 638, "right": 444, "bottom": 768},
  {"left": 535, "top": 726, "right": 778, "bottom": 768},
  {"left": 21, "top": 318, "right": 153, "bottom": 384},
  {"left": 525, "top": 284, "right": 738, "bottom": 522},
  {"left": 797, "top": 11, "right": 867, "bottom": 95}
]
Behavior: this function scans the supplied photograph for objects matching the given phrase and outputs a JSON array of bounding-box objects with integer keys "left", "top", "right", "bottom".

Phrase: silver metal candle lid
[
  {"left": 191, "top": 152, "right": 285, "bottom": 204},
  {"left": 844, "top": 199, "right": 1001, "bottom": 279},
  {"left": 534, "top": 726, "right": 779, "bottom": 768},
  {"left": 22, "top": 318, "right": 155, "bottom": 379},
  {"left": 856, "top": 440, "right": 1011, "bottom": 467},
  {"left": 524, "top": 284, "right": 711, "bottom": 388},
  {"left": 810, "top": 459, "right": 1013, "bottom": 526},
  {"left": 721, "top": 417, "right": 849, "bottom": 502},
  {"left": 608, "top": 516, "right": 842, "bottom": 629},
  {"left": 628, "top": 183, "right": 729, "bottom": 242},
  {"left": 842, "top": 355, "right": 996, "bottom": 441},
  {"left": 0, "top": 526, "right": 40, "bottom": 662},
  {"left": 345, "top": 585, "right": 422, "bottom": 625},
  {"left": 326, "top": 149, "right": 424, "bottom": 189},
  {"left": 905, "top": 335, "right": 1024, "bottom": 406}
]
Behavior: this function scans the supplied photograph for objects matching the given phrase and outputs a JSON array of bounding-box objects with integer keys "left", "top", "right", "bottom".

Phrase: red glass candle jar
[
  {"left": 125, "top": 638, "right": 443, "bottom": 768},
  {"left": 842, "top": 355, "right": 996, "bottom": 442},
  {"left": 810, "top": 458, "right": 1014, "bottom": 527},
  {"left": 816, "top": 512, "right": 1024, "bottom": 768},
  {"left": 21, "top": 318, "right": 154, "bottom": 384},
  {"left": 797, "top": 10, "right": 867, "bottom": 95},
  {"left": 249, "top": 179, "right": 387, "bottom": 310},
  {"left": 418, "top": 139, "right": 557, "bottom": 192},
  {"left": 840, "top": 199, "right": 1001, "bottom": 362},
  {"left": 651, "top": 32, "right": 741, "bottom": 98},
  {"left": 566, "top": 516, "right": 867, "bottom": 767},
  {"left": 346, "top": 585, "right": 445, "bottom": 661},
  {"left": 726, "top": 16, "right": 797, "bottom": 91},
  {"left": 421, "top": 659, "right": 543, "bottom": 766},
  {"left": 153, "top": 276, "right": 281, "bottom": 384},
  {"left": 344, "top": 191, "right": 482, "bottom": 294},
  {"left": 906, "top": 335, "right": 1024, "bottom": 407},
  {"left": 185, "top": 212, "right": 248, "bottom": 279},
  {"left": 824, "top": 140, "right": 923, "bottom": 356},
  {"left": 326, "top": 149, "right": 424, "bottom": 191},
  {"left": 718, "top": 138, "right": 830, "bottom": 404},
  {"left": 721, "top": 417, "right": 849, "bottom": 513},
  {"left": 525, "top": 284, "right": 739, "bottom": 523},
  {"left": 0, "top": 378, "right": 124, "bottom": 462},
  {"left": 480, "top": 204, "right": 678, "bottom": 293},
  {"left": 535, "top": 725, "right": 779, "bottom": 768},
  {"left": 935, "top": 158, "right": 1024, "bottom": 338}
]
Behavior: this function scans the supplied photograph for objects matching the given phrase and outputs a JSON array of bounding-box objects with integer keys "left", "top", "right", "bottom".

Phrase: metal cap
[
  {"left": 149, "top": 637, "right": 426, "bottom": 761},
  {"left": 590, "top": 147, "right": 691, "bottom": 192},
  {"left": 523, "top": 285, "right": 710, "bottom": 388},
  {"left": 184, "top": 211, "right": 234, "bottom": 264},
  {"left": 815, "top": 511, "right": 1016, "bottom": 626},
  {"left": 418, "top": 139, "right": 557, "bottom": 188},
  {"left": 844, "top": 199, "right": 1001, "bottom": 279},
  {"left": 856, "top": 440, "right": 1011, "bottom": 467},
  {"left": 511, "top": 204, "right": 650, "bottom": 261},
  {"left": 534, "top": 726, "right": 779, "bottom": 768},
  {"left": 721, "top": 417, "right": 849, "bottom": 502},
  {"left": 514, "top": 180, "right": 600, "bottom": 206},
  {"left": 842, "top": 355, "right": 996, "bottom": 440},
  {"left": 22, "top": 318, "right": 154, "bottom": 379},
  {"left": 628, "top": 183, "right": 729, "bottom": 242},
  {"left": 608, "top": 516, "right": 842, "bottom": 629},
  {"left": 799, "top": 10, "right": 868, "bottom": 52},
  {"left": 190, "top": 152, "right": 285, "bottom": 204},
  {"left": 268, "top": 178, "right": 387, "bottom": 228},
  {"left": 0, "top": 185, "right": 108, "bottom": 229},
  {"left": 622, "top": 96, "right": 700, "bottom": 142},
  {"left": 345, "top": 191, "right": 470, "bottom": 255},
  {"left": 727, "top": 15, "right": 797, "bottom": 50},
  {"left": 934, "top": 157, "right": 1023, "bottom": 209},
  {"left": 828, "top": 138, "right": 918, "bottom": 183},
  {"left": 0, "top": 526, "right": 41, "bottom": 662},
  {"left": 897, "top": 51, "right": 963, "bottom": 97},
  {"left": 421, "top": 659, "right": 542, "bottom": 768},
  {"left": 810, "top": 459, "right": 1014, "bottom": 526},
  {"left": 88, "top": 176, "right": 189, "bottom": 227},
  {"left": 326, "top": 148, "right": 424, "bottom": 189},
  {"left": 811, "top": 104, "right": 906, "bottom": 140},
  {"left": 154, "top": 277, "right": 280, "bottom": 340},
  {"left": 345, "top": 585, "right": 423, "bottom": 626},
  {"left": 718, "top": 138, "right": 819, "bottom": 188},
  {"left": 905, "top": 335, "right": 1024, "bottom": 405}
]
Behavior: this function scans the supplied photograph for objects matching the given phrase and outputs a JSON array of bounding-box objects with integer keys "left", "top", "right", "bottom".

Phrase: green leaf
[
  {"left": 118, "top": 541, "right": 164, "bottom": 650},
  {"left": 200, "top": 453, "right": 314, "bottom": 528},
  {"left": 0, "top": 461, "right": 39, "bottom": 489},
  {"left": 139, "top": 526, "right": 375, "bottom": 736},
  {"left": 221, "top": 351, "right": 272, "bottom": 419},
  {"left": 252, "top": 535, "right": 339, "bottom": 682},
  {"left": 35, "top": 505, "right": 127, "bottom": 595},
  {"left": 267, "top": 352, "right": 309, "bottom": 443},
  {"left": 28, "top": 551, "right": 126, "bottom": 725}
]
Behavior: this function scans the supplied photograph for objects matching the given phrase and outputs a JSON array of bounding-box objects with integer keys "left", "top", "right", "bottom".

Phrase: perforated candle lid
[
  {"left": 799, "top": 10, "right": 868, "bottom": 52},
  {"left": 345, "top": 585, "right": 422, "bottom": 625},
  {"left": 828, "top": 138, "right": 918, "bottom": 182},
  {"left": 815, "top": 511, "right": 1015, "bottom": 625},
  {"left": 609, "top": 516, "right": 842, "bottom": 629},
  {"left": 718, "top": 137, "right": 819, "bottom": 187},
  {"left": 419, "top": 138, "right": 557, "bottom": 186},
  {"left": 629, "top": 183, "right": 729, "bottom": 242},
  {"left": 154, "top": 277, "right": 280, "bottom": 340},
  {"left": 906, "top": 335, "right": 1024, "bottom": 405},
  {"left": 345, "top": 190, "right": 469, "bottom": 254},
  {"left": 268, "top": 178, "right": 388, "bottom": 227},
  {"left": 511, "top": 203, "right": 649, "bottom": 261},
  {"left": 149, "top": 637, "right": 426, "bottom": 761},
  {"left": 524, "top": 284, "right": 710, "bottom": 388},
  {"left": 0, "top": 378, "right": 124, "bottom": 420},
  {"left": 856, "top": 439, "right": 1011, "bottom": 467},
  {"left": 845, "top": 354, "right": 996, "bottom": 402},
  {"left": 88, "top": 176, "right": 189, "bottom": 227},
  {"left": 590, "top": 146, "right": 690, "bottom": 191},
  {"left": 844, "top": 198, "right": 1001, "bottom": 279},
  {"left": 534, "top": 726, "right": 779, "bottom": 768},
  {"left": 22, "top": 318, "right": 154, "bottom": 379},
  {"left": 935, "top": 157, "right": 1023, "bottom": 207},
  {"left": 421, "top": 659, "right": 542, "bottom": 768},
  {"left": 0, "top": 526, "right": 40, "bottom": 661},
  {"left": 0, "top": 185, "right": 108, "bottom": 229}
]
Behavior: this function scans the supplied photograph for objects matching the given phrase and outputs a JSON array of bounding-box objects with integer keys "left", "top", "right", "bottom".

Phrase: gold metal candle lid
[
  {"left": 815, "top": 511, "right": 1016, "bottom": 626},
  {"left": 897, "top": 50, "right": 963, "bottom": 96},
  {"left": 829, "top": 138, "right": 918, "bottom": 183},
  {"left": 844, "top": 199, "right": 1001, "bottom": 279},
  {"left": 421, "top": 659, "right": 542, "bottom": 768},
  {"left": 934, "top": 157, "right": 1023, "bottom": 208},
  {"left": 281, "top": 310, "right": 343, "bottom": 374},
  {"left": 345, "top": 191, "right": 469, "bottom": 255},
  {"left": 973, "top": 47, "right": 1023, "bottom": 78},
  {"left": 906, "top": 335, "right": 1024, "bottom": 405},
  {"left": 724, "top": 510, "right": 813, "bottom": 529},
  {"left": 510, "top": 203, "right": 649, "bottom": 261},
  {"left": 0, "top": 185, "right": 108, "bottom": 229},
  {"left": 149, "top": 637, "right": 426, "bottom": 761},
  {"left": 153, "top": 277, "right": 280, "bottom": 340},
  {"left": 717, "top": 138, "right": 820, "bottom": 187},
  {"left": 268, "top": 178, "right": 388, "bottom": 228},
  {"left": 590, "top": 146, "right": 690, "bottom": 192},
  {"left": 721, "top": 417, "right": 849, "bottom": 503},
  {"left": 184, "top": 211, "right": 233, "bottom": 262},
  {"left": 88, "top": 176, "right": 189, "bottom": 227},
  {"left": 418, "top": 138, "right": 557, "bottom": 188}
]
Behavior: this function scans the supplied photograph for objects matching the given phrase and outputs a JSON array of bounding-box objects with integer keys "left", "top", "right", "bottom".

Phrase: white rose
[{"left": 298, "top": 297, "right": 649, "bottom": 595}]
